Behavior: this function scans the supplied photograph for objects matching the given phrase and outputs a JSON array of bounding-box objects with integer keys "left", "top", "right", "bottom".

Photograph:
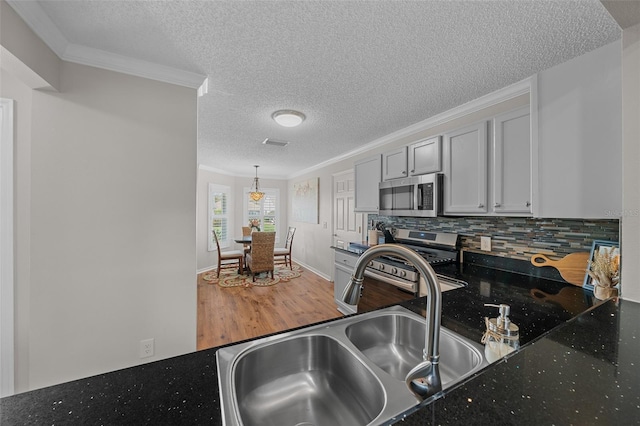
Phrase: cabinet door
[
  {"left": 334, "top": 251, "right": 358, "bottom": 315},
  {"left": 354, "top": 154, "right": 381, "bottom": 212},
  {"left": 382, "top": 147, "right": 408, "bottom": 180},
  {"left": 409, "top": 136, "right": 441, "bottom": 176},
  {"left": 443, "top": 121, "right": 488, "bottom": 214},
  {"left": 493, "top": 107, "right": 532, "bottom": 214}
]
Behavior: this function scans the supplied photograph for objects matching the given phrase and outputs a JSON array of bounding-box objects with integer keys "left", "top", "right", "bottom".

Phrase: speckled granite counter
[
  {"left": 399, "top": 299, "right": 640, "bottom": 425},
  {"left": 1, "top": 263, "right": 636, "bottom": 425}
]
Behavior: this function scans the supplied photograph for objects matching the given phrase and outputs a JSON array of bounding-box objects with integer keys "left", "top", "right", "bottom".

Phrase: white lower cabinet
[
  {"left": 334, "top": 251, "right": 358, "bottom": 315},
  {"left": 443, "top": 121, "right": 488, "bottom": 214}
]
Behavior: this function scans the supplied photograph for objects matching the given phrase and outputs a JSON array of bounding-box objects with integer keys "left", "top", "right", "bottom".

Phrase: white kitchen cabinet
[
  {"left": 443, "top": 121, "right": 488, "bottom": 214},
  {"left": 382, "top": 146, "right": 408, "bottom": 180},
  {"left": 408, "top": 136, "right": 442, "bottom": 176},
  {"left": 536, "top": 41, "right": 621, "bottom": 218},
  {"left": 354, "top": 154, "right": 381, "bottom": 212},
  {"left": 492, "top": 107, "right": 532, "bottom": 214},
  {"left": 334, "top": 250, "right": 358, "bottom": 315}
]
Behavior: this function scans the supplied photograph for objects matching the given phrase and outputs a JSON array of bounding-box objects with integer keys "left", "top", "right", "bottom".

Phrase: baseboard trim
[{"left": 291, "top": 258, "right": 331, "bottom": 281}]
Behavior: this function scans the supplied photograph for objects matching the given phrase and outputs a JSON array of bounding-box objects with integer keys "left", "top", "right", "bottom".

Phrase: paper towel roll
[{"left": 368, "top": 230, "right": 379, "bottom": 246}]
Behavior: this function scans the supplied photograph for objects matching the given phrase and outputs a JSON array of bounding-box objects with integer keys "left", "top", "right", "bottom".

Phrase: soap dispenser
[{"left": 482, "top": 303, "right": 520, "bottom": 363}]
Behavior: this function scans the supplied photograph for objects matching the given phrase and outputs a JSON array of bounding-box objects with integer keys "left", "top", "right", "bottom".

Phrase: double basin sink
[{"left": 216, "top": 305, "right": 488, "bottom": 426}]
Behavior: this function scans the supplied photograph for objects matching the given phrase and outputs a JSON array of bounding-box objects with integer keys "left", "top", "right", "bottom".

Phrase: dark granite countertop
[{"left": 1, "top": 260, "right": 636, "bottom": 425}]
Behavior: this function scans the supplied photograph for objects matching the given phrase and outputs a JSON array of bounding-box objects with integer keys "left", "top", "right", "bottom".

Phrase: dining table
[{"left": 234, "top": 236, "right": 252, "bottom": 245}]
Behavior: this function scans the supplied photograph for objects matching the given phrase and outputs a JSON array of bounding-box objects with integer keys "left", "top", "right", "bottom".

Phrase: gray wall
[{"left": 2, "top": 6, "right": 198, "bottom": 391}]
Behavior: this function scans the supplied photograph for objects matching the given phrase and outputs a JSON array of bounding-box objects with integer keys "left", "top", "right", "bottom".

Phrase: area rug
[{"left": 202, "top": 265, "right": 302, "bottom": 288}]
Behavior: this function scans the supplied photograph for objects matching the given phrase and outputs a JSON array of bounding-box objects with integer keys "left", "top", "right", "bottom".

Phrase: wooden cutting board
[{"left": 530, "top": 252, "right": 590, "bottom": 286}]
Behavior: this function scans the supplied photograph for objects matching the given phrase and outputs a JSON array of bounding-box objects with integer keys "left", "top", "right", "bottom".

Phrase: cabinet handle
[
  {"left": 410, "top": 169, "right": 414, "bottom": 173},
  {"left": 478, "top": 203, "right": 484, "bottom": 208},
  {"left": 494, "top": 203, "right": 501, "bottom": 208},
  {"left": 525, "top": 201, "right": 531, "bottom": 207}
]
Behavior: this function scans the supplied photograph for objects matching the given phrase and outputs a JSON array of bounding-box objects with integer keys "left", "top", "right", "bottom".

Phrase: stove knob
[
  {"left": 391, "top": 267, "right": 398, "bottom": 274},
  {"left": 368, "top": 261, "right": 374, "bottom": 267},
  {"left": 379, "top": 264, "right": 385, "bottom": 271},
  {"left": 400, "top": 270, "right": 407, "bottom": 277}
]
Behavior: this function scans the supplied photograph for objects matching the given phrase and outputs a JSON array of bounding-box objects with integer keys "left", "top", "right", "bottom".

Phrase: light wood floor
[{"left": 196, "top": 263, "right": 343, "bottom": 350}]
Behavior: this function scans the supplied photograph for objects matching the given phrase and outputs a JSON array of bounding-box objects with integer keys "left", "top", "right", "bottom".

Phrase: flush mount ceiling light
[
  {"left": 249, "top": 165, "right": 265, "bottom": 201},
  {"left": 272, "top": 110, "right": 305, "bottom": 127}
]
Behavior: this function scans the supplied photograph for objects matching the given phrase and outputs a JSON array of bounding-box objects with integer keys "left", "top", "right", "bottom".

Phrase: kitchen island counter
[{"left": 1, "top": 263, "right": 636, "bottom": 425}]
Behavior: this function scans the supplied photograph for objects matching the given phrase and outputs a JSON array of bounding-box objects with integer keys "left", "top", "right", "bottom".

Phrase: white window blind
[{"left": 209, "top": 183, "right": 231, "bottom": 251}]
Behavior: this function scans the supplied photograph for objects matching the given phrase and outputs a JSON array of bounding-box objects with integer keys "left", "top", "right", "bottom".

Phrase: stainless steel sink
[
  {"left": 217, "top": 305, "right": 489, "bottom": 426},
  {"left": 345, "top": 312, "right": 485, "bottom": 387},
  {"left": 230, "top": 335, "right": 384, "bottom": 426}
]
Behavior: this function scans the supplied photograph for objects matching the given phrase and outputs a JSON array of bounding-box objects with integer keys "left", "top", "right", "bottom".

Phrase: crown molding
[
  {"left": 6, "top": 0, "right": 67, "bottom": 57},
  {"left": 287, "top": 76, "right": 534, "bottom": 179},
  {"left": 198, "top": 164, "right": 287, "bottom": 180},
  {"left": 6, "top": 0, "right": 206, "bottom": 89},
  {"left": 64, "top": 44, "right": 205, "bottom": 89}
]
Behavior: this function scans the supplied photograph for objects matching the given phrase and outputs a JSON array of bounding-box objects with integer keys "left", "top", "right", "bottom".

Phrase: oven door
[{"left": 358, "top": 274, "right": 417, "bottom": 313}]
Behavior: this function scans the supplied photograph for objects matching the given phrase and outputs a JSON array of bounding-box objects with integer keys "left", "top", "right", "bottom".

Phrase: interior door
[{"left": 333, "top": 170, "right": 364, "bottom": 249}]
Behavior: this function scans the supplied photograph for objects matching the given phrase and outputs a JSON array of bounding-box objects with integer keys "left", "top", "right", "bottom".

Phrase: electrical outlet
[
  {"left": 140, "top": 338, "right": 154, "bottom": 358},
  {"left": 480, "top": 236, "right": 492, "bottom": 252}
]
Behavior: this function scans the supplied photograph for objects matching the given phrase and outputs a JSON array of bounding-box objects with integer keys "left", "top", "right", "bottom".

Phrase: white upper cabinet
[
  {"left": 536, "top": 41, "right": 621, "bottom": 219},
  {"left": 408, "top": 136, "right": 441, "bottom": 176},
  {"left": 493, "top": 107, "right": 532, "bottom": 214},
  {"left": 443, "top": 121, "right": 488, "bottom": 214},
  {"left": 354, "top": 154, "right": 381, "bottom": 212},
  {"left": 382, "top": 147, "right": 408, "bottom": 180}
]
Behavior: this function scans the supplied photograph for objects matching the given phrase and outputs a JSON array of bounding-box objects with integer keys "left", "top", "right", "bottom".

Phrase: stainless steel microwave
[{"left": 379, "top": 173, "right": 443, "bottom": 217}]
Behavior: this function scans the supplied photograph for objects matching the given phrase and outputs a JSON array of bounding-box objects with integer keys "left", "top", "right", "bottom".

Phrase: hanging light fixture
[{"left": 249, "top": 165, "right": 265, "bottom": 201}]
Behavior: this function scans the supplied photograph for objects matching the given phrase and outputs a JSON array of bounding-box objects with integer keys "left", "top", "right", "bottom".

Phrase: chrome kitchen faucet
[{"left": 342, "top": 244, "right": 443, "bottom": 400}]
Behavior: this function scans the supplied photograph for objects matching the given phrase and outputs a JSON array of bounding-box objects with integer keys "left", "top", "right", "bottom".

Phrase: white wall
[
  {"left": 1, "top": 52, "right": 198, "bottom": 391},
  {"left": 621, "top": 23, "right": 640, "bottom": 303},
  {"left": 23, "top": 62, "right": 197, "bottom": 391},
  {"left": 537, "top": 41, "right": 622, "bottom": 218}
]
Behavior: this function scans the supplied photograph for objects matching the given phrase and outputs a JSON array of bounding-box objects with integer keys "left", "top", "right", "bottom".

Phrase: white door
[{"left": 333, "top": 170, "right": 364, "bottom": 249}]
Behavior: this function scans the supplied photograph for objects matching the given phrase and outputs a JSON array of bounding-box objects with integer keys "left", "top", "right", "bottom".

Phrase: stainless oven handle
[
  {"left": 364, "top": 269, "right": 417, "bottom": 293},
  {"left": 414, "top": 183, "right": 420, "bottom": 210}
]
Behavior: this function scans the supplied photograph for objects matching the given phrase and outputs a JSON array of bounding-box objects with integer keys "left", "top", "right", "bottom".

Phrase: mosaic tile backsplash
[{"left": 370, "top": 215, "right": 620, "bottom": 261}]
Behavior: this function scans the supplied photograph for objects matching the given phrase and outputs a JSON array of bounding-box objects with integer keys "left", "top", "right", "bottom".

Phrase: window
[
  {"left": 208, "top": 183, "right": 231, "bottom": 251},
  {"left": 244, "top": 188, "right": 280, "bottom": 242}
]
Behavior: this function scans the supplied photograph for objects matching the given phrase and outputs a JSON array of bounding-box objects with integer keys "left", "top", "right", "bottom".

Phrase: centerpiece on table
[{"left": 249, "top": 219, "right": 261, "bottom": 232}]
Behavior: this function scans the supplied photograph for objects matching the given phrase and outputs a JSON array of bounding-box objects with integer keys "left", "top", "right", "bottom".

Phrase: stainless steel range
[{"left": 351, "top": 229, "right": 463, "bottom": 295}]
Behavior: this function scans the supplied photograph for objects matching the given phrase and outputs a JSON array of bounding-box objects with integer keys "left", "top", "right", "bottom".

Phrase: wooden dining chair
[
  {"left": 246, "top": 231, "right": 276, "bottom": 282},
  {"left": 212, "top": 231, "right": 244, "bottom": 278},
  {"left": 274, "top": 226, "right": 296, "bottom": 270}
]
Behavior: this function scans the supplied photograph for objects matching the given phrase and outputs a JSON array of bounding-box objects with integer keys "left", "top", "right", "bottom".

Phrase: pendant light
[{"left": 249, "top": 165, "right": 265, "bottom": 201}]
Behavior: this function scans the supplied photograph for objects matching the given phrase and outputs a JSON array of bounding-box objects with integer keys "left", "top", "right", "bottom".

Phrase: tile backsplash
[{"left": 370, "top": 215, "right": 620, "bottom": 261}]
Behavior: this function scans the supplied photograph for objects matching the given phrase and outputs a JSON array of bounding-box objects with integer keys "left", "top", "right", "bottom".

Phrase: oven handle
[{"left": 364, "top": 269, "right": 417, "bottom": 293}]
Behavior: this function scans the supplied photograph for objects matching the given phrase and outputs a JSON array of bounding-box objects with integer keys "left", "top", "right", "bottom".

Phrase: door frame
[{"left": 0, "top": 98, "right": 15, "bottom": 396}]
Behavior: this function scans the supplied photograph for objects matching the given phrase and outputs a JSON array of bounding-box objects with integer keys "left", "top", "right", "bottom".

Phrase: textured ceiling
[{"left": 18, "top": 1, "right": 620, "bottom": 178}]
